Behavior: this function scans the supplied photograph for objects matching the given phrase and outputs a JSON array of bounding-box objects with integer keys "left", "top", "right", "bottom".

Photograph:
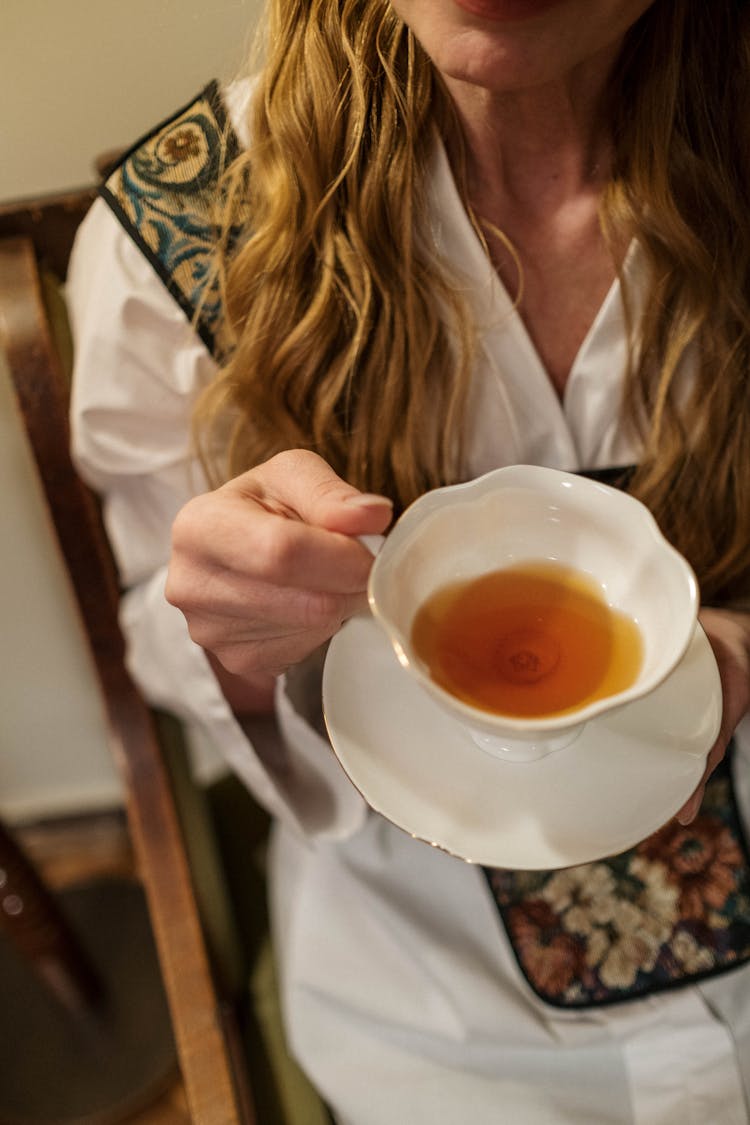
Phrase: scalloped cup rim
[{"left": 367, "top": 464, "right": 699, "bottom": 738}]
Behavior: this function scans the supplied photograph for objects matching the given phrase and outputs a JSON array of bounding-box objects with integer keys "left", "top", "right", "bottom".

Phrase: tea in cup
[{"left": 367, "top": 464, "right": 698, "bottom": 762}]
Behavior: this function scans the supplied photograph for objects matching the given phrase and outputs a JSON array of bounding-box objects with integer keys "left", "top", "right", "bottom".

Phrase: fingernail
[
  {"left": 343, "top": 493, "right": 393, "bottom": 508},
  {"left": 676, "top": 806, "right": 696, "bottom": 826}
]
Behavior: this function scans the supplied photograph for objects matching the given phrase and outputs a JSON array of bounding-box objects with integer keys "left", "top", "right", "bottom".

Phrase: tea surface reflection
[{"left": 410, "top": 561, "right": 643, "bottom": 718}]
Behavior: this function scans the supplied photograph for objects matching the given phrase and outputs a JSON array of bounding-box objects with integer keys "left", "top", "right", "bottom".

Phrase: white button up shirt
[{"left": 67, "top": 88, "right": 750, "bottom": 1125}]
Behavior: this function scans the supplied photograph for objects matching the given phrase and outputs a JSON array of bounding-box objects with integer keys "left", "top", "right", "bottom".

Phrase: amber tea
[{"left": 410, "top": 561, "right": 643, "bottom": 719}]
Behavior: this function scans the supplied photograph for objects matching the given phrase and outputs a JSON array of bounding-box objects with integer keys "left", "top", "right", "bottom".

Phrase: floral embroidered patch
[
  {"left": 485, "top": 750, "right": 750, "bottom": 1007},
  {"left": 100, "top": 81, "right": 243, "bottom": 363}
]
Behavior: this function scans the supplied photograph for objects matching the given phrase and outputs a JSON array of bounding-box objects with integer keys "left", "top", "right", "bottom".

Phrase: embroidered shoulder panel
[{"left": 100, "top": 80, "right": 240, "bottom": 362}]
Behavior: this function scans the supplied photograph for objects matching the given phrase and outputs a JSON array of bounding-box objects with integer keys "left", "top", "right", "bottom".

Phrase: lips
[{"left": 452, "top": 0, "right": 565, "bottom": 21}]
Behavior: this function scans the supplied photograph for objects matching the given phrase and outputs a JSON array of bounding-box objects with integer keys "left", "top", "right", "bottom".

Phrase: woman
[{"left": 69, "top": 0, "right": 750, "bottom": 1120}]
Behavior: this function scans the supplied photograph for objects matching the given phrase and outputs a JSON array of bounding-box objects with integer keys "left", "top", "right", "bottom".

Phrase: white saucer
[{"left": 322, "top": 614, "right": 722, "bottom": 869}]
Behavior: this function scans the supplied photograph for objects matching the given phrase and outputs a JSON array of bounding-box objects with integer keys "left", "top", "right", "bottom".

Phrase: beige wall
[
  {"left": 0, "top": 0, "right": 264, "bottom": 821},
  {"left": 0, "top": 349, "right": 124, "bottom": 820},
  {"left": 1, "top": 0, "right": 262, "bottom": 202}
]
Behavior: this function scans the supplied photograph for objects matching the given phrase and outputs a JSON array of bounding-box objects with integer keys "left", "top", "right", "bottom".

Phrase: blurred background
[
  {"left": 0, "top": 5, "right": 343, "bottom": 1121},
  {"left": 1, "top": 0, "right": 263, "bottom": 827}
]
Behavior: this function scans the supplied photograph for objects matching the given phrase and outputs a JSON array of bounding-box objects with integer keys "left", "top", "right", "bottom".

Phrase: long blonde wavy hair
[{"left": 196, "top": 0, "right": 750, "bottom": 606}]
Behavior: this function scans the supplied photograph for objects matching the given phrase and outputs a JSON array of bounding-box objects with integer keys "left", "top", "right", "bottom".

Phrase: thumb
[
  {"left": 319, "top": 490, "right": 394, "bottom": 537},
  {"left": 254, "top": 449, "right": 394, "bottom": 536}
]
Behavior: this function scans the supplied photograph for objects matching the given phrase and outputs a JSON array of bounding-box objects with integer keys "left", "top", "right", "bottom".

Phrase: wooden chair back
[{"left": 0, "top": 188, "right": 255, "bottom": 1123}]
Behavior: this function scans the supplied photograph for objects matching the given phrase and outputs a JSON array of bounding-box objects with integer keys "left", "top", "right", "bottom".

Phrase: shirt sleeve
[{"left": 67, "top": 198, "right": 367, "bottom": 840}]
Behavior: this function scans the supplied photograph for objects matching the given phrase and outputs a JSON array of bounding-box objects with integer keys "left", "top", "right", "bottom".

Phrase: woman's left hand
[{"left": 675, "top": 606, "right": 750, "bottom": 824}]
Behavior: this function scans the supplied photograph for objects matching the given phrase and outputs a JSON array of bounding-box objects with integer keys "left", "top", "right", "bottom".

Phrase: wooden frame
[{"left": 0, "top": 200, "right": 255, "bottom": 1123}]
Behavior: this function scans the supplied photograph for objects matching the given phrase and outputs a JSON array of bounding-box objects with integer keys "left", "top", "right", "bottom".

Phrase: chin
[{"left": 430, "top": 36, "right": 556, "bottom": 94}]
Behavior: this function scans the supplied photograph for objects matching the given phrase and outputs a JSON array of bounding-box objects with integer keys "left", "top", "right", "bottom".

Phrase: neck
[
  {"left": 438, "top": 42, "right": 627, "bottom": 398},
  {"left": 442, "top": 44, "right": 617, "bottom": 220}
]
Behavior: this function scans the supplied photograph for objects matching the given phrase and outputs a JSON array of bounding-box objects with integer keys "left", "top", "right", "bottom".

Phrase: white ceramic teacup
[{"left": 367, "top": 464, "right": 699, "bottom": 763}]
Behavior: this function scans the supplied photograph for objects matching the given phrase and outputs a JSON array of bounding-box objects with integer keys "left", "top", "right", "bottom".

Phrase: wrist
[{"left": 205, "top": 650, "right": 276, "bottom": 715}]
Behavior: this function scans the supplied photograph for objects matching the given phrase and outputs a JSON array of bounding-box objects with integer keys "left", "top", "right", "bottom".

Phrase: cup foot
[{"left": 467, "top": 724, "right": 583, "bottom": 763}]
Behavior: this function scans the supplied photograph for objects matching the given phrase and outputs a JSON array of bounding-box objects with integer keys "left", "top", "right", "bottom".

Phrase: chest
[{"left": 482, "top": 204, "right": 621, "bottom": 400}]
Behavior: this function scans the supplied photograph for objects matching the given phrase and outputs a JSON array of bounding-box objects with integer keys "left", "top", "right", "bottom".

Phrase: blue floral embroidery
[{"left": 100, "top": 82, "right": 241, "bottom": 361}]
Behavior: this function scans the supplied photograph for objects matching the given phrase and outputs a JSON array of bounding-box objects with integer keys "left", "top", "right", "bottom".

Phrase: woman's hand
[
  {"left": 675, "top": 606, "right": 750, "bottom": 824},
  {"left": 165, "top": 450, "right": 393, "bottom": 714}
]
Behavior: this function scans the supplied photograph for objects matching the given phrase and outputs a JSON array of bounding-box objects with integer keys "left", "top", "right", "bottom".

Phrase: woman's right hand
[{"left": 165, "top": 449, "right": 393, "bottom": 713}]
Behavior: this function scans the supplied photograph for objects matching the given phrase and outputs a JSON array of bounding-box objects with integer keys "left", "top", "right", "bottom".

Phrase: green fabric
[
  {"left": 40, "top": 268, "right": 74, "bottom": 386},
  {"left": 206, "top": 772, "right": 331, "bottom": 1124},
  {"left": 248, "top": 940, "right": 333, "bottom": 1125},
  {"left": 154, "top": 712, "right": 247, "bottom": 996}
]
